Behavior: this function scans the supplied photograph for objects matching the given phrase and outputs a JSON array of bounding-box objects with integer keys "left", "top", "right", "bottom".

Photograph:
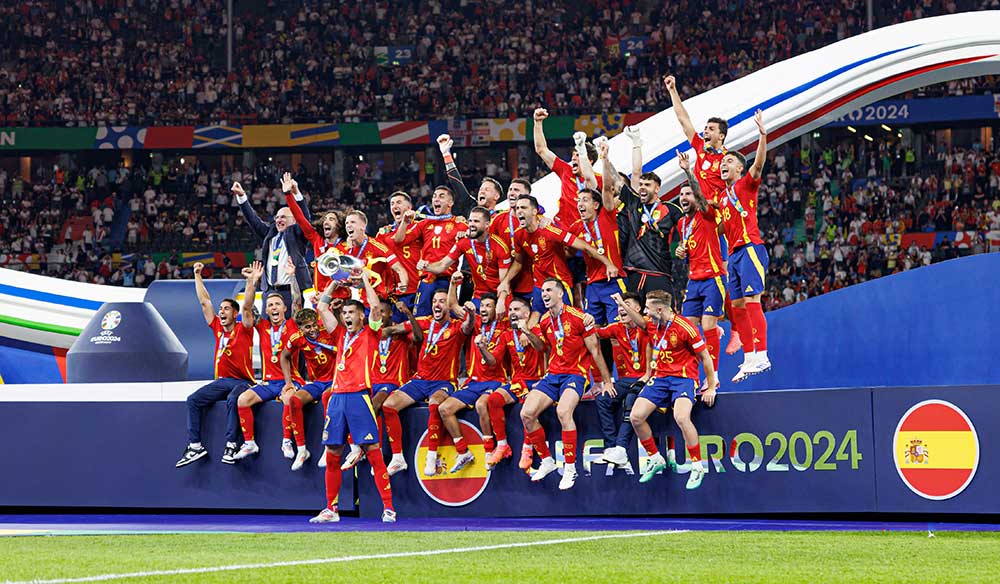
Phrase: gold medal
[
  {"left": 556, "top": 347, "right": 564, "bottom": 356},
  {"left": 480, "top": 358, "right": 486, "bottom": 365},
  {"left": 337, "top": 363, "right": 346, "bottom": 371},
  {"left": 270, "top": 355, "right": 278, "bottom": 363},
  {"left": 380, "top": 366, "right": 387, "bottom": 374}
]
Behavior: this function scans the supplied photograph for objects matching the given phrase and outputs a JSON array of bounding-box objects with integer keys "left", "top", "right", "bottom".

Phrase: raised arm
[
  {"left": 282, "top": 173, "right": 321, "bottom": 246},
  {"left": 598, "top": 140, "right": 620, "bottom": 210},
  {"left": 677, "top": 150, "right": 708, "bottom": 212},
  {"left": 241, "top": 261, "right": 264, "bottom": 329},
  {"left": 611, "top": 292, "right": 646, "bottom": 329},
  {"left": 514, "top": 320, "right": 546, "bottom": 352},
  {"left": 233, "top": 181, "right": 269, "bottom": 239},
  {"left": 361, "top": 270, "right": 382, "bottom": 329},
  {"left": 448, "top": 272, "right": 464, "bottom": 317},
  {"left": 285, "top": 258, "right": 303, "bottom": 313},
  {"left": 664, "top": 75, "right": 697, "bottom": 141},
  {"left": 573, "top": 132, "right": 598, "bottom": 189},
  {"left": 532, "top": 108, "right": 557, "bottom": 169},
  {"left": 192, "top": 262, "right": 215, "bottom": 326},
  {"left": 750, "top": 110, "right": 767, "bottom": 180},
  {"left": 460, "top": 301, "right": 477, "bottom": 336},
  {"left": 625, "top": 125, "right": 644, "bottom": 192},
  {"left": 315, "top": 280, "right": 340, "bottom": 332},
  {"left": 439, "top": 135, "right": 475, "bottom": 205},
  {"left": 393, "top": 211, "right": 416, "bottom": 245}
]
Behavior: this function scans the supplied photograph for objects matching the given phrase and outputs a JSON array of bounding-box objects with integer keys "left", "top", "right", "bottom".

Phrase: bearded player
[
  {"left": 377, "top": 191, "right": 420, "bottom": 319},
  {"left": 282, "top": 172, "right": 343, "bottom": 304}
]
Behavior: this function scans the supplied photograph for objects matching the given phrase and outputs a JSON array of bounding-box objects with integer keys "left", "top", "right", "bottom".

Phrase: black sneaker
[
  {"left": 221, "top": 445, "right": 238, "bottom": 465},
  {"left": 175, "top": 445, "right": 208, "bottom": 468}
]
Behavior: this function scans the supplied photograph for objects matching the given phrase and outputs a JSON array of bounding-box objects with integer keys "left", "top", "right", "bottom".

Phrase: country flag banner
[
  {"left": 893, "top": 400, "right": 979, "bottom": 500},
  {"left": 414, "top": 420, "right": 490, "bottom": 507},
  {"left": 378, "top": 121, "right": 429, "bottom": 145}
]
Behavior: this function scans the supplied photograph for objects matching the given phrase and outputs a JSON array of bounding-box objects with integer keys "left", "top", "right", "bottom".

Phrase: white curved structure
[
  {"left": 2, "top": 11, "right": 999, "bottom": 352},
  {"left": 531, "top": 11, "right": 1000, "bottom": 213}
]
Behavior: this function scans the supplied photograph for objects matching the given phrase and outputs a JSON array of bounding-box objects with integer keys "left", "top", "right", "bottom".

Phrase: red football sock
[
  {"left": 367, "top": 448, "right": 394, "bottom": 511},
  {"left": 487, "top": 391, "right": 508, "bottom": 442},
  {"left": 238, "top": 406, "right": 254, "bottom": 441},
  {"left": 562, "top": 429, "right": 578, "bottom": 464},
  {"left": 641, "top": 437, "right": 659, "bottom": 456},
  {"left": 282, "top": 403, "right": 292, "bottom": 440},
  {"left": 687, "top": 443, "right": 702, "bottom": 463},
  {"left": 325, "top": 452, "right": 342, "bottom": 509},
  {"left": 454, "top": 437, "right": 468, "bottom": 454},
  {"left": 724, "top": 297, "right": 735, "bottom": 325},
  {"left": 746, "top": 302, "right": 768, "bottom": 352},
  {"left": 730, "top": 305, "right": 755, "bottom": 354},
  {"left": 427, "top": 404, "right": 442, "bottom": 453},
  {"left": 704, "top": 326, "right": 721, "bottom": 372},
  {"left": 289, "top": 395, "right": 306, "bottom": 447},
  {"left": 483, "top": 436, "right": 495, "bottom": 454},
  {"left": 382, "top": 406, "right": 404, "bottom": 455},
  {"left": 527, "top": 427, "right": 550, "bottom": 459}
]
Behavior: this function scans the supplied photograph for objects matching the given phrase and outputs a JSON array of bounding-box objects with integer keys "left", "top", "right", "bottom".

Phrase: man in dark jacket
[{"left": 232, "top": 176, "right": 313, "bottom": 317}]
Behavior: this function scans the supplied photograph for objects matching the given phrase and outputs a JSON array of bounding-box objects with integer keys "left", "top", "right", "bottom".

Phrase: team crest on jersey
[
  {"left": 669, "top": 333, "right": 679, "bottom": 347},
  {"left": 443, "top": 330, "right": 451, "bottom": 340},
  {"left": 564, "top": 324, "right": 572, "bottom": 334},
  {"left": 434, "top": 226, "right": 443, "bottom": 235},
  {"left": 539, "top": 239, "right": 547, "bottom": 250},
  {"left": 445, "top": 223, "right": 454, "bottom": 233},
  {"left": 711, "top": 160, "right": 720, "bottom": 171}
]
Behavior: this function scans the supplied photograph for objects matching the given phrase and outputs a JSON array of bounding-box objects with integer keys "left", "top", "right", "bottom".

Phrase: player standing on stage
[
  {"left": 616, "top": 290, "right": 717, "bottom": 489},
  {"left": 232, "top": 266, "right": 303, "bottom": 461},
  {"left": 176, "top": 262, "right": 256, "bottom": 467},
  {"left": 675, "top": 151, "right": 726, "bottom": 379},
  {"left": 568, "top": 188, "right": 627, "bottom": 325},
  {"left": 337, "top": 210, "right": 408, "bottom": 304},
  {"left": 720, "top": 111, "right": 771, "bottom": 382},
  {"left": 394, "top": 187, "right": 468, "bottom": 317},
  {"left": 532, "top": 108, "right": 601, "bottom": 228},
  {"left": 281, "top": 173, "right": 343, "bottom": 302},
  {"left": 378, "top": 192, "right": 420, "bottom": 317},
  {"left": 479, "top": 295, "right": 547, "bottom": 468},
  {"left": 309, "top": 270, "right": 396, "bottom": 524},
  {"left": 520, "top": 279, "right": 613, "bottom": 490},
  {"left": 436, "top": 292, "right": 506, "bottom": 473},
  {"left": 418, "top": 206, "right": 509, "bottom": 308},
  {"left": 498, "top": 195, "right": 618, "bottom": 327},
  {"left": 438, "top": 134, "right": 503, "bottom": 213},
  {"left": 379, "top": 288, "right": 470, "bottom": 476},
  {"left": 489, "top": 178, "right": 535, "bottom": 303},
  {"left": 594, "top": 292, "right": 650, "bottom": 469}
]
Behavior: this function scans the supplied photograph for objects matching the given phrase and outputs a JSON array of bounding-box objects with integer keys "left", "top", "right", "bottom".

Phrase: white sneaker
[
  {"left": 530, "top": 457, "right": 558, "bottom": 482},
  {"left": 317, "top": 452, "right": 327, "bottom": 468},
  {"left": 747, "top": 352, "right": 772, "bottom": 375},
  {"left": 558, "top": 464, "right": 578, "bottom": 490},
  {"left": 309, "top": 507, "right": 340, "bottom": 523},
  {"left": 686, "top": 461, "right": 706, "bottom": 490},
  {"left": 386, "top": 454, "right": 408, "bottom": 476},
  {"left": 341, "top": 445, "right": 364, "bottom": 470},
  {"left": 281, "top": 439, "right": 295, "bottom": 459},
  {"left": 382, "top": 509, "right": 397, "bottom": 523},
  {"left": 232, "top": 441, "right": 259, "bottom": 460},
  {"left": 423, "top": 451, "right": 439, "bottom": 476},
  {"left": 600, "top": 446, "right": 629, "bottom": 468},
  {"left": 449, "top": 451, "right": 475, "bottom": 473},
  {"left": 291, "top": 448, "right": 310, "bottom": 471},
  {"left": 731, "top": 355, "right": 754, "bottom": 383}
]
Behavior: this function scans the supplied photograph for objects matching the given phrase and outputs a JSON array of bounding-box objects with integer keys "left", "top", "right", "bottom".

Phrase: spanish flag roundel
[
  {"left": 893, "top": 400, "right": 979, "bottom": 500},
  {"left": 415, "top": 420, "right": 491, "bottom": 507}
]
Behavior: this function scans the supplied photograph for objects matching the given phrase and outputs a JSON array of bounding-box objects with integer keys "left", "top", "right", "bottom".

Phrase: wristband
[
  {"left": 443, "top": 153, "right": 454, "bottom": 165},
  {"left": 319, "top": 293, "right": 332, "bottom": 305},
  {"left": 235, "top": 193, "right": 248, "bottom": 204}
]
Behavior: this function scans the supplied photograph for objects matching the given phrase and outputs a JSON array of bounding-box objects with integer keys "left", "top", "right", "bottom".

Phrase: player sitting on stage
[
  {"left": 310, "top": 270, "right": 396, "bottom": 524},
  {"left": 479, "top": 295, "right": 547, "bottom": 469},
  {"left": 520, "top": 279, "right": 613, "bottom": 490},
  {"left": 615, "top": 290, "right": 717, "bottom": 489}
]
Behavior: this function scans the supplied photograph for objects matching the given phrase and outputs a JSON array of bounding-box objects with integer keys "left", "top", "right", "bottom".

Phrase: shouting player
[
  {"left": 377, "top": 191, "right": 420, "bottom": 318},
  {"left": 520, "top": 279, "right": 613, "bottom": 490},
  {"left": 489, "top": 178, "right": 535, "bottom": 304},
  {"left": 282, "top": 172, "right": 343, "bottom": 304}
]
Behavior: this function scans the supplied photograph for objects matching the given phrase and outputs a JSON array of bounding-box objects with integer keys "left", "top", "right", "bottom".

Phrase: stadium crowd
[{"left": 0, "top": 0, "right": 992, "bottom": 126}]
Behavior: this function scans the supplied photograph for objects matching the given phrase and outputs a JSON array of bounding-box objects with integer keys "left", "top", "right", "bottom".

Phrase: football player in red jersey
[
  {"left": 394, "top": 186, "right": 468, "bottom": 317},
  {"left": 618, "top": 290, "right": 717, "bottom": 490},
  {"left": 479, "top": 295, "right": 546, "bottom": 469},
  {"left": 675, "top": 151, "right": 726, "bottom": 378},
  {"left": 499, "top": 195, "right": 618, "bottom": 327},
  {"left": 520, "top": 279, "right": 613, "bottom": 491},
  {"left": 664, "top": 74, "right": 743, "bottom": 356},
  {"left": 532, "top": 108, "right": 602, "bottom": 228},
  {"left": 418, "top": 206, "right": 509, "bottom": 308},
  {"left": 489, "top": 178, "right": 535, "bottom": 305},
  {"left": 337, "top": 210, "right": 408, "bottom": 305},
  {"left": 379, "top": 288, "right": 471, "bottom": 476},
  {"left": 281, "top": 172, "right": 343, "bottom": 304},
  {"left": 568, "top": 188, "right": 627, "bottom": 326},
  {"left": 720, "top": 111, "right": 771, "bottom": 382},
  {"left": 278, "top": 306, "right": 337, "bottom": 471},
  {"left": 377, "top": 191, "right": 420, "bottom": 319},
  {"left": 309, "top": 270, "right": 396, "bottom": 524},
  {"left": 176, "top": 261, "right": 256, "bottom": 468},
  {"left": 232, "top": 263, "right": 302, "bottom": 462},
  {"left": 438, "top": 134, "right": 503, "bottom": 213}
]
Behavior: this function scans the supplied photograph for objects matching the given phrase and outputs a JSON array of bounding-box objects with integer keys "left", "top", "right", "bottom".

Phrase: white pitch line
[{"left": 6, "top": 530, "right": 689, "bottom": 584}]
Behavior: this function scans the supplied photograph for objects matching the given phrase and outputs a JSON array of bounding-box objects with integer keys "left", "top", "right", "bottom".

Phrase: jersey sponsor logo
[
  {"left": 893, "top": 400, "right": 979, "bottom": 500},
  {"left": 101, "top": 310, "right": 122, "bottom": 331},
  {"left": 414, "top": 419, "right": 491, "bottom": 506}
]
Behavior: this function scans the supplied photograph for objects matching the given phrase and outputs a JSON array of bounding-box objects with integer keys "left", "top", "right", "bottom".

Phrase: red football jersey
[
  {"left": 646, "top": 316, "right": 706, "bottom": 380},
  {"left": 490, "top": 326, "right": 546, "bottom": 385},
  {"left": 286, "top": 329, "right": 337, "bottom": 382},
  {"left": 466, "top": 316, "right": 508, "bottom": 382},
  {"left": 286, "top": 193, "right": 340, "bottom": 295},
  {"left": 210, "top": 317, "right": 255, "bottom": 381},
  {"left": 720, "top": 173, "right": 764, "bottom": 249},
  {"left": 512, "top": 225, "right": 578, "bottom": 289},
  {"left": 596, "top": 321, "right": 650, "bottom": 379},
  {"left": 416, "top": 216, "right": 468, "bottom": 282},
  {"left": 330, "top": 324, "right": 380, "bottom": 393},
  {"left": 446, "top": 234, "right": 509, "bottom": 298},
  {"left": 489, "top": 210, "right": 534, "bottom": 295},
  {"left": 336, "top": 237, "right": 399, "bottom": 302},
  {"left": 370, "top": 332, "right": 411, "bottom": 386},
  {"left": 257, "top": 319, "right": 303, "bottom": 383},
  {"left": 377, "top": 225, "right": 419, "bottom": 295},
  {"left": 677, "top": 207, "right": 725, "bottom": 280},
  {"left": 568, "top": 206, "right": 623, "bottom": 282},
  {"left": 538, "top": 306, "right": 595, "bottom": 376},
  {"left": 404, "top": 316, "right": 467, "bottom": 381},
  {"left": 552, "top": 157, "right": 604, "bottom": 229},
  {"left": 690, "top": 133, "right": 728, "bottom": 205}
]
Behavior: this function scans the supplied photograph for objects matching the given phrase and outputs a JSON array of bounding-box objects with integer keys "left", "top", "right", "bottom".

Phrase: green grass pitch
[{"left": 1, "top": 530, "right": 998, "bottom": 583}]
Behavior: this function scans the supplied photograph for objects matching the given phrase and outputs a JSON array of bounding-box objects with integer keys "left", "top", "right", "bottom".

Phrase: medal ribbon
[
  {"left": 582, "top": 217, "right": 604, "bottom": 254},
  {"left": 623, "top": 325, "right": 641, "bottom": 369},
  {"left": 725, "top": 185, "right": 749, "bottom": 218},
  {"left": 553, "top": 309, "right": 565, "bottom": 351},
  {"left": 424, "top": 320, "right": 447, "bottom": 355},
  {"left": 269, "top": 322, "right": 285, "bottom": 360},
  {"left": 650, "top": 318, "right": 674, "bottom": 365},
  {"left": 339, "top": 328, "right": 362, "bottom": 369},
  {"left": 377, "top": 337, "right": 392, "bottom": 371}
]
